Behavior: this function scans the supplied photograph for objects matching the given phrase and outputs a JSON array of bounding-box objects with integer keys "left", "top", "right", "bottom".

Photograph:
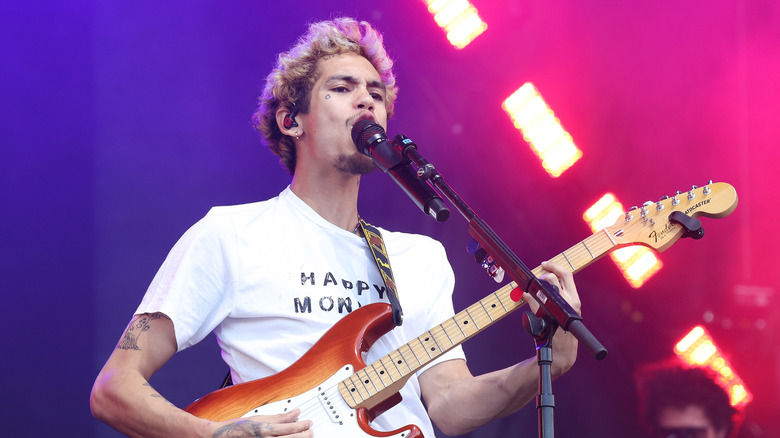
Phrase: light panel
[
  {"left": 583, "top": 193, "right": 662, "bottom": 288},
  {"left": 422, "top": 0, "right": 488, "bottom": 49},
  {"left": 675, "top": 326, "right": 753, "bottom": 409},
  {"left": 502, "top": 83, "right": 582, "bottom": 177}
]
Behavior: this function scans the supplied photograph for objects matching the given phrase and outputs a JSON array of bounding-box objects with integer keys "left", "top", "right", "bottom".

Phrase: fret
[
  {"left": 388, "top": 350, "right": 411, "bottom": 375},
  {"left": 602, "top": 227, "right": 617, "bottom": 245},
  {"left": 424, "top": 331, "right": 445, "bottom": 356},
  {"left": 340, "top": 380, "right": 360, "bottom": 405},
  {"left": 370, "top": 362, "right": 392, "bottom": 388},
  {"left": 451, "top": 315, "right": 468, "bottom": 338},
  {"left": 561, "top": 251, "right": 575, "bottom": 270},
  {"left": 478, "top": 300, "right": 495, "bottom": 322},
  {"left": 414, "top": 336, "right": 434, "bottom": 360},
  {"left": 429, "top": 326, "right": 452, "bottom": 352},
  {"left": 347, "top": 373, "right": 370, "bottom": 401},
  {"left": 357, "top": 368, "right": 378, "bottom": 394},
  {"left": 482, "top": 293, "right": 508, "bottom": 319},
  {"left": 439, "top": 322, "right": 456, "bottom": 346},
  {"left": 581, "top": 240, "right": 595, "bottom": 259},
  {"left": 379, "top": 356, "right": 399, "bottom": 382},
  {"left": 401, "top": 341, "right": 424, "bottom": 367},
  {"left": 464, "top": 307, "right": 481, "bottom": 330},
  {"left": 493, "top": 291, "right": 510, "bottom": 312}
]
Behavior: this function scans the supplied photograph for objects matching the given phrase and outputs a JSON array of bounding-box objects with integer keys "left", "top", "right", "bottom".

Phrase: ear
[{"left": 276, "top": 107, "right": 297, "bottom": 136}]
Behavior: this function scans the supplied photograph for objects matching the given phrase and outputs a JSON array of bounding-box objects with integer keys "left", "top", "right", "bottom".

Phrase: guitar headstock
[{"left": 605, "top": 181, "right": 738, "bottom": 252}]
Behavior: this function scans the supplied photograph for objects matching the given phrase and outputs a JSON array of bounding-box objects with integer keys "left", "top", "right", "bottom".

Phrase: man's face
[
  {"left": 656, "top": 405, "right": 726, "bottom": 438},
  {"left": 297, "top": 52, "right": 388, "bottom": 175}
]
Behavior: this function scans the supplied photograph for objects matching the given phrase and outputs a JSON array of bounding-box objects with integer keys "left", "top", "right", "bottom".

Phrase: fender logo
[{"left": 649, "top": 222, "right": 677, "bottom": 243}]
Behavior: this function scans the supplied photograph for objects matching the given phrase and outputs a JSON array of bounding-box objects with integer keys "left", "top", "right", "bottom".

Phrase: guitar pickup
[{"left": 317, "top": 365, "right": 354, "bottom": 425}]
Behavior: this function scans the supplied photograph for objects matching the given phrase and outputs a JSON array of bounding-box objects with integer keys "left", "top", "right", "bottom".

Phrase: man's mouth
[{"left": 348, "top": 112, "right": 376, "bottom": 129}]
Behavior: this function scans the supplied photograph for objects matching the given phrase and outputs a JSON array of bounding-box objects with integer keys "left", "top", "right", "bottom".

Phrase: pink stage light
[
  {"left": 502, "top": 83, "right": 582, "bottom": 177},
  {"left": 422, "top": 0, "right": 488, "bottom": 49},
  {"left": 675, "top": 326, "right": 753, "bottom": 409},
  {"left": 582, "top": 193, "right": 662, "bottom": 288}
]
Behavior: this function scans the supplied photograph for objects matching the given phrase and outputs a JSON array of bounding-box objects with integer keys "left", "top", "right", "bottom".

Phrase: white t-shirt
[{"left": 137, "top": 186, "right": 465, "bottom": 437}]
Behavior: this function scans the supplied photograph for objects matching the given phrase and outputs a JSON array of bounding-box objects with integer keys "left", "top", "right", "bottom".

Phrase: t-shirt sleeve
[{"left": 135, "top": 208, "right": 238, "bottom": 351}]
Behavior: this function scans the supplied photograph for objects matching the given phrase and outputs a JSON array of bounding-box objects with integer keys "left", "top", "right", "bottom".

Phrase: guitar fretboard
[{"left": 338, "top": 229, "right": 617, "bottom": 409}]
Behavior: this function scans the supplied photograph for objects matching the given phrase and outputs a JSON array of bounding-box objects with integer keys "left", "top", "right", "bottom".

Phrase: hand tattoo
[{"left": 213, "top": 420, "right": 271, "bottom": 437}]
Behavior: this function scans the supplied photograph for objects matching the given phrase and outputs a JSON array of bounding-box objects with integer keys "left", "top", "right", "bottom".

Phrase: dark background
[{"left": 2, "top": 0, "right": 778, "bottom": 436}]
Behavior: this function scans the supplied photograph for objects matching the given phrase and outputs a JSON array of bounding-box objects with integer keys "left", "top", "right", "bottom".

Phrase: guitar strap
[{"left": 357, "top": 217, "right": 404, "bottom": 327}]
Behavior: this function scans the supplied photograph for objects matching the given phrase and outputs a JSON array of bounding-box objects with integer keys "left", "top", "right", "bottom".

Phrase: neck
[{"left": 290, "top": 170, "right": 361, "bottom": 232}]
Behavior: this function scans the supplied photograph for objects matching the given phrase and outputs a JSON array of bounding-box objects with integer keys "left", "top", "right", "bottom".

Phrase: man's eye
[
  {"left": 371, "top": 93, "right": 384, "bottom": 101},
  {"left": 332, "top": 86, "right": 349, "bottom": 92}
]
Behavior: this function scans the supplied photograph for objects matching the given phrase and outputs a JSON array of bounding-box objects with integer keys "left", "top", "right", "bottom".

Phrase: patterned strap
[{"left": 358, "top": 218, "right": 403, "bottom": 326}]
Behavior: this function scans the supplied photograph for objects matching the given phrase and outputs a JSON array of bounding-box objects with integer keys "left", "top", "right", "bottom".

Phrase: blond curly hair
[{"left": 252, "top": 17, "right": 398, "bottom": 175}]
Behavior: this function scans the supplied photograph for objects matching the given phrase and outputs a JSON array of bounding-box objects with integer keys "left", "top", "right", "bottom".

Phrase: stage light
[
  {"left": 503, "top": 83, "right": 582, "bottom": 177},
  {"left": 675, "top": 326, "right": 753, "bottom": 409},
  {"left": 422, "top": 0, "right": 488, "bottom": 49},
  {"left": 582, "top": 193, "right": 662, "bottom": 288}
]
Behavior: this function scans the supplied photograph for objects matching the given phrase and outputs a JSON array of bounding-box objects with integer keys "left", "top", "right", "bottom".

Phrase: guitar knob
[{"left": 688, "top": 187, "right": 697, "bottom": 200}]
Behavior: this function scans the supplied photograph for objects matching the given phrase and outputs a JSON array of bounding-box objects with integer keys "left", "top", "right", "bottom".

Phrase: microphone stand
[{"left": 390, "top": 134, "right": 608, "bottom": 438}]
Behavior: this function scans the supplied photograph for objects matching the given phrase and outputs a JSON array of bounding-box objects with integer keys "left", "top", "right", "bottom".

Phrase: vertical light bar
[
  {"left": 675, "top": 326, "right": 753, "bottom": 409},
  {"left": 583, "top": 193, "right": 662, "bottom": 288},
  {"left": 502, "top": 83, "right": 582, "bottom": 177},
  {"left": 422, "top": 0, "right": 488, "bottom": 49}
]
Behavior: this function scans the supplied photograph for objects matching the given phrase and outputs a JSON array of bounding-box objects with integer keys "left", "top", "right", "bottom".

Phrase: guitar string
[{"left": 297, "top": 194, "right": 702, "bottom": 424}]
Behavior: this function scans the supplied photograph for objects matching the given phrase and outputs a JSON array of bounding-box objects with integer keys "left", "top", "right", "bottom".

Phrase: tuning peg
[
  {"left": 625, "top": 206, "right": 639, "bottom": 221},
  {"left": 656, "top": 196, "right": 668, "bottom": 211},
  {"left": 671, "top": 193, "right": 680, "bottom": 206},
  {"left": 688, "top": 185, "right": 697, "bottom": 200},
  {"left": 703, "top": 180, "right": 713, "bottom": 195},
  {"left": 640, "top": 201, "right": 652, "bottom": 219}
]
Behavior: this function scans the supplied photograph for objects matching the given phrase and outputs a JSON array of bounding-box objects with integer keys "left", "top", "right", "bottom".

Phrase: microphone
[{"left": 351, "top": 120, "right": 449, "bottom": 222}]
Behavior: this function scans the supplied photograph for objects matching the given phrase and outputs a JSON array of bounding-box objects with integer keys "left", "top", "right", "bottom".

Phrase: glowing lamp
[
  {"left": 675, "top": 326, "right": 753, "bottom": 409},
  {"left": 503, "top": 83, "right": 582, "bottom": 177},
  {"left": 422, "top": 0, "right": 487, "bottom": 49},
  {"left": 582, "top": 193, "right": 662, "bottom": 288}
]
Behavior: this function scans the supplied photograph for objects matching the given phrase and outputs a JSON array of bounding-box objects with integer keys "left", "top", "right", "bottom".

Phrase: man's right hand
[{"left": 209, "top": 409, "right": 313, "bottom": 438}]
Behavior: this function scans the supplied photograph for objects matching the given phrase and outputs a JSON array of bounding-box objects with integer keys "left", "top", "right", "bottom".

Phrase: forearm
[
  {"left": 426, "top": 358, "right": 539, "bottom": 435},
  {"left": 91, "top": 367, "right": 212, "bottom": 438},
  {"left": 426, "top": 331, "right": 578, "bottom": 435}
]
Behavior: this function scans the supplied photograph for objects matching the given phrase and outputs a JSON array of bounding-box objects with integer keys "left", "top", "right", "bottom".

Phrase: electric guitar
[{"left": 185, "top": 182, "right": 738, "bottom": 437}]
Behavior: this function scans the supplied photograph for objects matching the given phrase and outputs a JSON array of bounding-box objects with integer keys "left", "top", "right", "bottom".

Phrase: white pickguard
[{"left": 240, "top": 364, "right": 411, "bottom": 437}]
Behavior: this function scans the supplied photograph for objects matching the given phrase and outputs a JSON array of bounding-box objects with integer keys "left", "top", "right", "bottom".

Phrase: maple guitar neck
[
  {"left": 338, "top": 181, "right": 738, "bottom": 411},
  {"left": 337, "top": 228, "right": 613, "bottom": 410}
]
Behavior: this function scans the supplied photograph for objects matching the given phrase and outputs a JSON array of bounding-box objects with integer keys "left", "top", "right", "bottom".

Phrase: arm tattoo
[
  {"left": 117, "top": 312, "right": 168, "bottom": 351},
  {"left": 143, "top": 383, "right": 176, "bottom": 407},
  {"left": 213, "top": 420, "right": 271, "bottom": 437}
]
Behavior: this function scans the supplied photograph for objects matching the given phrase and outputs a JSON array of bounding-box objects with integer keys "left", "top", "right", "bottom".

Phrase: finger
[
  {"left": 221, "top": 417, "right": 312, "bottom": 438},
  {"left": 243, "top": 409, "right": 312, "bottom": 435},
  {"left": 246, "top": 408, "right": 301, "bottom": 423},
  {"left": 540, "top": 261, "right": 581, "bottom": 312}
]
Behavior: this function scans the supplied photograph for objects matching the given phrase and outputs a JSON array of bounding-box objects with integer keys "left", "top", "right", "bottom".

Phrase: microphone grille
[{"left": 351, "top": 119, "right": 386, "bottom": 151}]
